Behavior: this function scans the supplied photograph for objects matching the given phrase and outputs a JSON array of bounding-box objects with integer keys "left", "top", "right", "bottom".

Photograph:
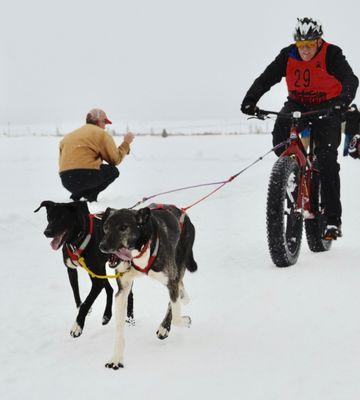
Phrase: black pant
[
  {"left": 272, "top": 100, "right": 342, "bottom": 225},
  {"left": 60, "top": 164, "right": 119, "bottom": 202}
]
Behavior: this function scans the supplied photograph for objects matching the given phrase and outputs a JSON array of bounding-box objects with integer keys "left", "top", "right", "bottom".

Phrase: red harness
[
  {"left": 66, "top": 214, "right": 96, "bottom": 263},
  {"left": 130, "top": 204, "right": 186, "bottom": 274},
  {"left": 131, "top": 235, "right": 160, "bottom": 274},
  {"left": 149, "top": 203, "right": 186, "bottom": 231}
]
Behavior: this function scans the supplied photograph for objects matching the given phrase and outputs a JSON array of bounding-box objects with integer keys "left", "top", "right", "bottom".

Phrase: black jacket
[{"left": 242, "top": 43, "right": 358, "bottom": 107}]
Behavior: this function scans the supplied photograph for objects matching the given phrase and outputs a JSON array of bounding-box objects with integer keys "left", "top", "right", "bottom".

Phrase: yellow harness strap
[{"left": 77, "top": 257, "right": 125, "bottom": 279}]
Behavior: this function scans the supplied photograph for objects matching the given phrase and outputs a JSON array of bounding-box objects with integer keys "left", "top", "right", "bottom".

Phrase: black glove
[
  {"left": 241, "top": 99, "right": 258, "bottom": 116},
  {"left": 348, "top": 134, "right": 360, "bottom": 159}
]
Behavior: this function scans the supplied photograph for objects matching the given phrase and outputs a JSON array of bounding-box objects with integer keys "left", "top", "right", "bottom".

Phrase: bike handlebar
[{"left": 254, "top": 108, "right": 332, "bottom": 121}]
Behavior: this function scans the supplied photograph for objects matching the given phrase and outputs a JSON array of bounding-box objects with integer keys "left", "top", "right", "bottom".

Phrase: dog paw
[
  {"left": 125, "top": 316, "right": 136, "bottom": 326},
  {"left": 70, "top": 322, "right": 83, "bottom": 338},
  {"left": 156, "top": 326, "right": 169, "bottom": 340},
  {"left": 173, "top": 316, "right": 192, "bottom": 328},
  {"left": 105, "top": 360, "right": 124, "bottom": 370},
  {"left": 102, "top": 314, "right": 112, "bottom": 325}
]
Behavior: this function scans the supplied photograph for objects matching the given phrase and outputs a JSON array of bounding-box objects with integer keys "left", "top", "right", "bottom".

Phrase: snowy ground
[{"left": 1, "top": 134, "right": 360, "bottom": 400}]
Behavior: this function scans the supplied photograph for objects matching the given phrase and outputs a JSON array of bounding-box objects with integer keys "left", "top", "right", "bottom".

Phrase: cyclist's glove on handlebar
[{"left": 241, "top": 99, "right": 258, "bottom": 116}]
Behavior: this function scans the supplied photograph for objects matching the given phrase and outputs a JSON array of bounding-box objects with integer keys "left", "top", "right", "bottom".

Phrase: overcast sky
[{"left": 2, "top": 0, "right": 360, "bottom": 126}]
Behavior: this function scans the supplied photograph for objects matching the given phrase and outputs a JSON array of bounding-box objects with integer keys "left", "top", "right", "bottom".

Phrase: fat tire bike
[{"left": 255, "top": 108, "right": 333, "bottom": 267}]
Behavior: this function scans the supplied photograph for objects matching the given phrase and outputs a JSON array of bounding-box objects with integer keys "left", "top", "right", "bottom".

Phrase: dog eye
[{"left": 119, "top": 225, "right": 128, "bottom": 231}]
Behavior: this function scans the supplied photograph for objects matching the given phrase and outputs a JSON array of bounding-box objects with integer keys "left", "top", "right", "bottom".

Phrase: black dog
[
  {"left": 34, "top": 200, "right": 134, "bottom": 338},
  {"left": 99, "top": 204, "right": 197, "bottom": 369}
]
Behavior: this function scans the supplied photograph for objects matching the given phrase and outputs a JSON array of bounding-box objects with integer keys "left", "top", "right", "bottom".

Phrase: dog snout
[
  {"left": 44, "top": 228, "right": 53, "bottom": 238},
  {"left": 99, "top": 240, "right": 112, "bottom": 254}
]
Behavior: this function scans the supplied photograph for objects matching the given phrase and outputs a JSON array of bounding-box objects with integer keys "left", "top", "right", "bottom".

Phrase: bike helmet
[{"left": 293, "top": 18, "right": 323, "bottom": 41}]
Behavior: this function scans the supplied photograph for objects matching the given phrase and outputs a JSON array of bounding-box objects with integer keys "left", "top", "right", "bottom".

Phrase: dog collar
[
  {"left": 66, "top": 214, "right": 95, "bottom": 262},
  {"left": 131, "top": 235, "right": 159, "bottom": 274}
]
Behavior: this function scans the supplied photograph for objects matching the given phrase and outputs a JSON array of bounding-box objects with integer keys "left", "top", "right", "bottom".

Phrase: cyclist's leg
[
  {"left": 272, "top": 100, "right": 305, "bottom": 156},
  {"left": 312, "top": 115, "right": 342, "bottom": 227}
]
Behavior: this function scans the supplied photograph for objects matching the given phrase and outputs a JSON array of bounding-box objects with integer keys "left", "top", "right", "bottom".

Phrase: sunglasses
[{"left": 295, "top": 40, "right": 318, "bottom": 48}]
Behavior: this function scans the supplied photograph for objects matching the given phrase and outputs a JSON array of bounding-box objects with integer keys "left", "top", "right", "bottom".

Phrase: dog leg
[
  {"left": 70, "top": 279, "right": 104, "bottom": 338},
  {"left": 169, "top": 282, "right": 191, "bottom": 328},
  {"left": 105, "top": 277, "right": 133, "bottom": 370},
  {"left": 170, "top": 298, "right": 192, "bottom": 328},
  {"left": 156, "top": 303, "right": 172, "bottom": 340},
  {"left": 67, "top": 268, "right": 82, "bottom": 308},
  {"left": 125, "top": 285, "right": 135, "bottom": 326},
  {"left": 179, "top": 281, "right": 190, "bottom": 305},
  {"left": 102, "top": 279, "right": 114, "bottom": 325}
]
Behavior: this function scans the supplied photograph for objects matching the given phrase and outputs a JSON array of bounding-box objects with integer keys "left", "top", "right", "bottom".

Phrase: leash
[
  {"left": 77, "top": 257, "right": 126, "bottom": 279},
  {"left": 65, "top": 213, "right": 127, "bottom": 280},
  {"left": 130, "top": 140, "right": 289, "bottom": 211},
  {"left": 75, "top": 140, "right": 289, "bottom": 278}
]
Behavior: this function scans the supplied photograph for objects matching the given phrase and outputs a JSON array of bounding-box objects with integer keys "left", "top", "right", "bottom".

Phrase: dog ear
[
  {"left": 102, "top": 207, "right": 115, "bottom": 222},
  {"left": 136, "top": 207, "right": 151, "bottom": 226},
  {"left": 34, "top": 201, "right": 55, "bottom": 213}
]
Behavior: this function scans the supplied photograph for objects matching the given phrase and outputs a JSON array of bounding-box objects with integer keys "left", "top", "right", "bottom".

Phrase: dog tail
[
  {"left": 186, "top": 249, "right": 198, "bottom": 273},
  {"left": 182, "top": 214, "right": 198, "bottom": 273}
]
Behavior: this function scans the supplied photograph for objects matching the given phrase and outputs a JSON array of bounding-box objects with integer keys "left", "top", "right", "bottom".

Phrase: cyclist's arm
[
  {"left": 326, "top": 44, "right": 359, "bottom": 105},
  {"left": 242, "top": 45, "right": 291, "bottom": 104}
]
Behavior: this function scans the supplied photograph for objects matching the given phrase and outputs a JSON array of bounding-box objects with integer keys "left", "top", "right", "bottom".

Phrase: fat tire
[{"left": 266, "top": 157, "right": 303, "bottom": 267}]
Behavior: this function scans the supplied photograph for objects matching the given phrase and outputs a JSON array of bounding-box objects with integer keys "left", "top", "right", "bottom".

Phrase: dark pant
[
  {"left": 60, "top": 164, "right": 119, "bottom": 202},
  {"left": 272, "top": 100, "right": 342, "bottom": 225}
]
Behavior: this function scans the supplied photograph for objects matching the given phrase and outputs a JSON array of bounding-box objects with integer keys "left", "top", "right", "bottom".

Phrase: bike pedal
[{"left": 323, "top": 225, "right": 342, "bottom": 241}]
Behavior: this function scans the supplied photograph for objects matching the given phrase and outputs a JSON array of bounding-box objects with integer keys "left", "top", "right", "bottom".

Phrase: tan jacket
[{"left": 59, "top": 124, "right": 130, "bottom": 172}]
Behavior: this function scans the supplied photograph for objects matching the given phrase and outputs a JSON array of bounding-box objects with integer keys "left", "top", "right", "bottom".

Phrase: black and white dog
[
  {"left": 99, "top": 204, "right": 197, "bottom": 370},
  {"left": 34, "top": 200, "right": 134, "bottom": 338}
]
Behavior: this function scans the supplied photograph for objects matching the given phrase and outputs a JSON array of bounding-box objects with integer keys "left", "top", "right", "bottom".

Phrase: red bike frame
[
  {"left": 256, "top": 108, "right": 331, "bottom": 220},
  {"left": 280, "top": 124, "right": 316, "bottom": 218}
]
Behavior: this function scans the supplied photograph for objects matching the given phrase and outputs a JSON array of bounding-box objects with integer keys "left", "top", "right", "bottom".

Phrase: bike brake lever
[{"left": 255, "top": 114, "right": 267, "bottom": 121}]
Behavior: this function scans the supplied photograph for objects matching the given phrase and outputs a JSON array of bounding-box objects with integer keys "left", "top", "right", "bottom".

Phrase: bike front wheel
[{"left": 266, "top": 156, "right": 303, "bottom": 267}]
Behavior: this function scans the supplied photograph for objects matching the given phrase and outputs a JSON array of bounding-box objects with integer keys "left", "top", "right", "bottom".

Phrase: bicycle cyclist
[{"left": 241, "top": 17, "right": 358, "bottom": 240}]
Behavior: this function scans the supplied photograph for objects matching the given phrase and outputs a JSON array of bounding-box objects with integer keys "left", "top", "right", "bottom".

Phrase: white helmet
[{"left": 293, "top": 18, "right": 323, "bottom": 41}]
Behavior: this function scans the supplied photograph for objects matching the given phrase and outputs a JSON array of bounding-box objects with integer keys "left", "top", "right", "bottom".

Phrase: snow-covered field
[{"left": 1, "top": 134, "right": 360, "bottom": 400}]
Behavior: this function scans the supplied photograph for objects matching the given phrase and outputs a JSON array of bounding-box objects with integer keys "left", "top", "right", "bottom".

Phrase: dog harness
[
  {"left": 65, "top": 213, "right": 124, "bottom": 279},
  {"left": 130, "top": 204, "right": 186, "bottom": 274},
  {"left": 131, "top": 235, "right": 160, "bottom": 274},
  {"left": 65, "top": 214, "right": 96, "bottom": 264},
  {"left": 149, "top": 203, "right": 186, "bottom": 231}
]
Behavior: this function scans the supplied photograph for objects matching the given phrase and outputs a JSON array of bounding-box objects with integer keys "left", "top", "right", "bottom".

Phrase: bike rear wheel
[
  {"left": 305, "top": 166, "right": 332, "bottom": 252},
  {"left": 266, "top": 156, "right": 303, "bottom": 267}
]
